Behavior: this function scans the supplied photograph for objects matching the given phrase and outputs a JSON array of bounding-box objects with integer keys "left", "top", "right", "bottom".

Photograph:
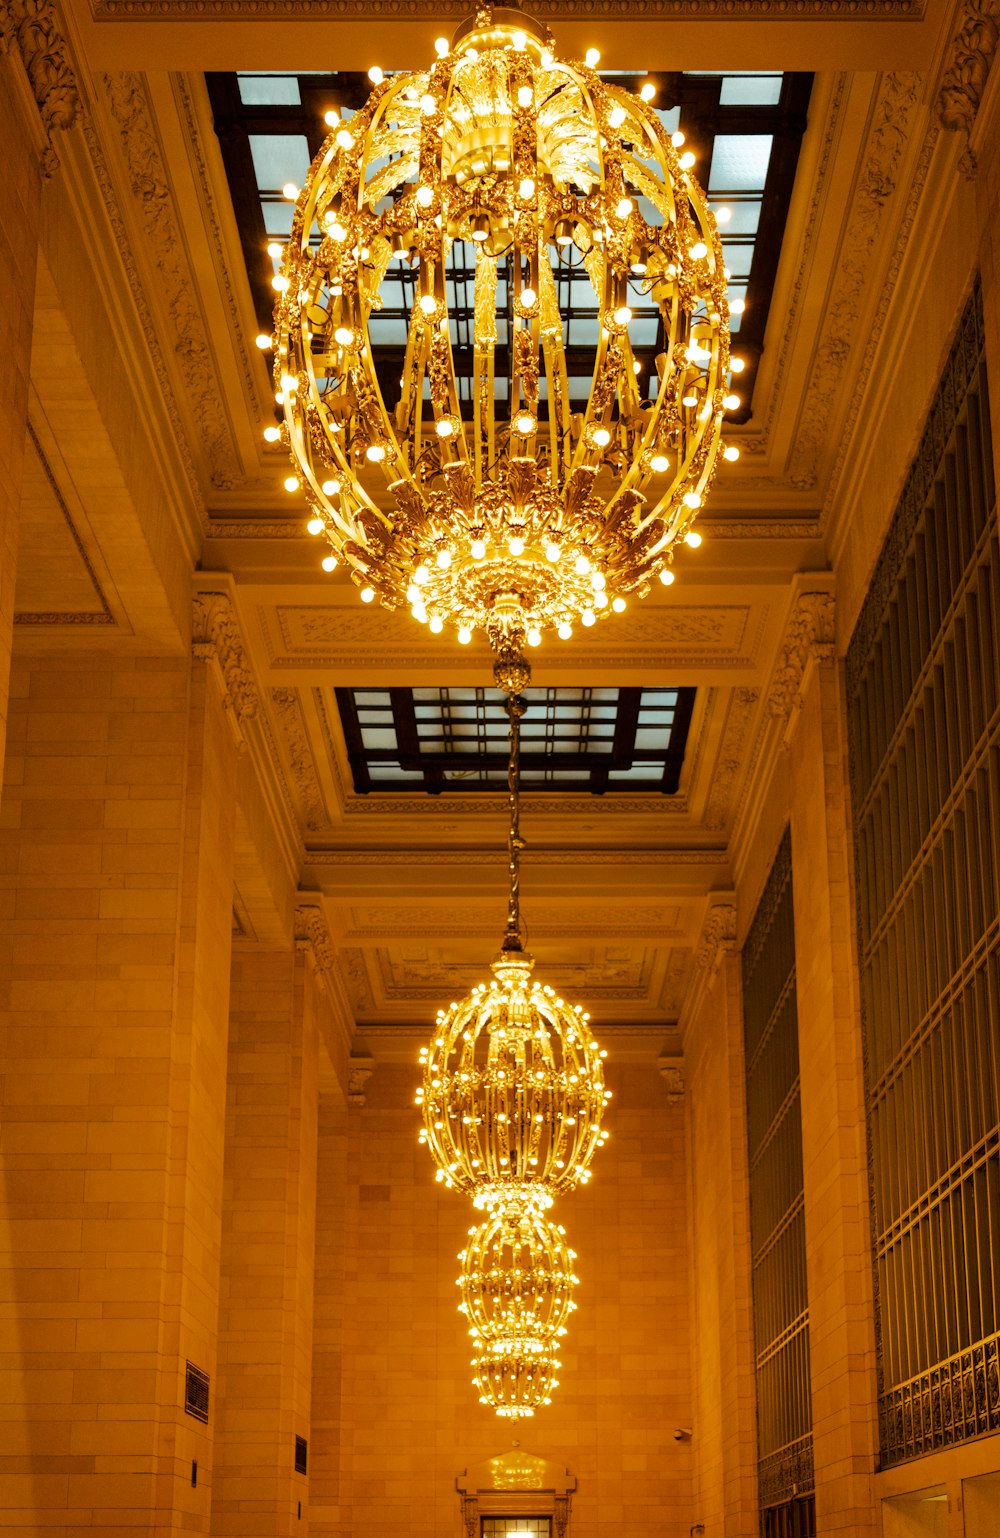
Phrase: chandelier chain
[{"left": 503, "top": 692, "right": 527, "bottom": 953}]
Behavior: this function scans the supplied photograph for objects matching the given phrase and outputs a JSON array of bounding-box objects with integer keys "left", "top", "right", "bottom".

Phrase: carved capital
[
  {"left": 294, "top": 902, "right": 335, "bottom": 976},
  {"left": 768, "top": 592, "right": 836, "bottom": 721},
  {"left": 936, "top": 0, "right": 1000, "bottom": 175},
  {"left": 695, "top": 903, "right": 737, "bottom": 976},
  {"left": 658, "top": 1056, "right": 685, "bottom": 1104},
  {"left": 347, "top": 1058, "right": 374, "bottom": 1108},
  {"left": 1, "top": 0, "right": 80, "bottom": 175},
  {"left": 192, "top": 590, "right": 258, "bottom": 732}
]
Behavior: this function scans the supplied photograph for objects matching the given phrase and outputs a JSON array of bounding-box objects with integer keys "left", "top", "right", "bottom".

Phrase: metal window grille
[
  {"left": 184, "top": 1362, "right": 210, "bottom": 1424},
  {"left": 846, "top": 280, "right": 1000, "bottom": 1468},
  {"left": 481, "top": 1522, "right": 551, "bottom": 1537},
  {"left": 742, "top": 828, "right": 814, "bottom": 1508},
  {"left": 295, "top": 1435, "right": 308, "bottom": 1474}
]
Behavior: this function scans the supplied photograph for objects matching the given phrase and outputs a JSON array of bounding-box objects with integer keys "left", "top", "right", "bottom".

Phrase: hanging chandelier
[{"left": 271, "top": 2, "right": 738, "bottom": 662}]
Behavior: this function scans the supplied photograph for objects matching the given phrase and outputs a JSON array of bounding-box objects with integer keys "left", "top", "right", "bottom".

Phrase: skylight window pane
[
  {"left": 717, "top": 200, "right": 762, "bottom": 235},
  {"left": 360, "top": 728, "right": 397, "bottom": 750},
  {"left": 249, "top": 134, "right": 311, "bottom": 192},
  {"left": 720, "top": 75, "right": 782, "bottom": 106},
  {"left": 709, "top": 134, "right": 773, "bottom": 193},
  {"left": 239, "top": 73, "right": 302, "bottom": 105}
]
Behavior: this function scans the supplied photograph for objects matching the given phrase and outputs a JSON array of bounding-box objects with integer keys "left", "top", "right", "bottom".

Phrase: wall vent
[
  {"left": 295, "top": 1435, "right": 308, "bottom": 1475},
  {"left": 184, "top": 1363, "right": 210, "bottom": 1423}
]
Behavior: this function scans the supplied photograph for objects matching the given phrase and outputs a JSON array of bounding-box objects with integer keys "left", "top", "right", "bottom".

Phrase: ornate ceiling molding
[
  {"left": 99, "top": 71, "right": 243, "bottom": 491},
  {"left": 271, "top": 687, "right": 327, "bottom": 832},
  {"left": 695, "top": 902, "right": 737, "bottom": 974},
  {"left": 1, "top": 0, "right": 80, "bottom": 175},
  {"left": 704, "top": 687, "right": 760, "bottom": 832},
  {"left": 193, "top": 588, "right": 259, "bottom": 730},
  {"left": 767, "top": 589, "right": 836, "bottom": 720},
  {"left": 92, "top": 0, "right": 924, "bottom": 17},
  {"left": 936, "top": 0, "right": 1000, "bottom": 175},
  {"left": 787, "top": 71, "right": 923, "bottom": 492},
  {"left": 307, "top": 847, "right": 725, "bottom": 866}
]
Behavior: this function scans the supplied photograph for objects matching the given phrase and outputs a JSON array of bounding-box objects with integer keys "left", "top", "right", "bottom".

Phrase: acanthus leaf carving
[
  {"left": 695, "top": 903, "right": 737, "bottom": 975},
  {"left": 1, "top": 0, "right": 80, "bottom": 175},
  {"left": 347, "top": 1057, "right": 374, "bottom": 1108},
  {"left": 271, "top": 687, "right": 328, "bottom": 832},
  {"left": 294, "top": 902, "right": 336, "bottom": 976},
  {"left": 768, "top": 591, "right": 836, "bottom": 720},
  {"left": 936, "top": 0, "right": 1000, "bottom": 176},
  {"left": 192, "top": 590, "right": 259, "bottom": 730},
  {"left": 704, "top": 686, "right": 760, "bottom": 831},
  {"left": 658, "top": 1058, "right": 686, "bottom": 1104}
]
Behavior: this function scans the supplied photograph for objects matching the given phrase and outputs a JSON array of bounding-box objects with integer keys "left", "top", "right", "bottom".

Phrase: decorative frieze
[
  {"left": 1, "top": 0, "right": 80, "bottom": 174},
  {"left": 695, "top": 903, "right": 737, "bottom": 976},
  {"left": 347, "top": 1059, "right": 374, "bottom": 1108},
  {"left": 768, "top": 591, "right": 836, "bottom": 722},
  {"left": 936, "top": 0, "right": 1000, "bottom": 175},
  {"left": 192, "top": 590, "right": 259, "bottom": 733}
]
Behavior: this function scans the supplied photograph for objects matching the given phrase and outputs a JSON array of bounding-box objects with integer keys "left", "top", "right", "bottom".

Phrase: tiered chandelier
[{"left": 271, "top": 1, "right": 737, "bottom": 668}]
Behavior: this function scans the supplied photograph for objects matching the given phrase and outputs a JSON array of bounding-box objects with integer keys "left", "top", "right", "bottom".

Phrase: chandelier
[
  {"left": 271, "top": 2, "right": 737, "bottom": 662},
  {"left": 416, "top": 656, "right": 610, "bottom": 1416}
]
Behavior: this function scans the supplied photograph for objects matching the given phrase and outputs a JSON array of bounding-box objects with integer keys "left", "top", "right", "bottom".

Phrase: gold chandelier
[
  {"left": 272, "top": 2, "right": 737, "bottom": 663},
  {"left": 416, "top": 662, "right": 610, "bottom": 1416}
]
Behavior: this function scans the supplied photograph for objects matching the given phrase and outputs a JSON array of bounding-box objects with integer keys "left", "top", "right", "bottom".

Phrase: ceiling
[{"left": 21, "top": 0, "right": 963, "bottom": 1048}]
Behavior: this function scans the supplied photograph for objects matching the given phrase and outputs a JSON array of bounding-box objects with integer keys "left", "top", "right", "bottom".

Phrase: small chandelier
[
  {"left": 416, "top": 656, "right": 610, "bottom": 1416},
  {"left": 273, "top": 2, "right": 736, "bottom": 662}
]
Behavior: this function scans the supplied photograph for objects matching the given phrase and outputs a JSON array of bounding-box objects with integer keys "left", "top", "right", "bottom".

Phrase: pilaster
[{"left": 779, "top": 594, "right": 879, "bottom": 1535}]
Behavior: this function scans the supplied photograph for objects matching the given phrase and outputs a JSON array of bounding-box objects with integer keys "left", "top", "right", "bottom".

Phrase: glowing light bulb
[
  {"left": 517, "top": 84, "right": 533, "bottom": 107},
  {"left": 672, "top": 130, "right": 685, "bottom": 147},
  {"left": 591, "top": 571, "right": 606, "bottom": 590},
  {"left": 406, "top": 584, "right": 420, "bottom": 604},
  {"left": 471, "top": 539, "right": 487, "bottom": 560},
  {"left": 271, "top": 274, "right": 289, "bottom": 293},
  {"left": 321, "top": 478, "right": 341, "bottom": 495},
  {"left": 282, "top": 182, "right": 298, "bottom": 200},
  {"left": 368, "top": 65, "right": 384, "bottom": 84},
  {"left": 685, "top": 529, "right": 703, "bottom": 547},
  {"left": 255, "top": 333, "right": 272, "bottom": 351},
  {"left": 682, "top": 394, "right": 698, "bottom": 408},
  {"left": 592, "top": 427, "right": 611, "bottom": 448},
  {"left": 266, "top": 241, "right": 283, "bottom": 258},
  {"left": 307, "top": 517, "right": 324, "bottom": 535},
  {"left": 419, "top": 293, "right": 437, "bottom": 314},
  {"left": 509, "top": 536, "right": 525, "bottom": 556},
  {"left": 520, "top": 286, "right": 537, "bottom": 309},
  {"left": 328, "top": 220, "right": 347, "bottom": 241},
  {"left": 612, "top": 596, "right": 627, "bottom": 613},
  {"left": 458, "top": 625, "right": 472, "bottom": 644},
  {"left": 731, "top": 356, "right": 746, "bottom": 373},
  {"left": 263, "top": 426, "right": 281, "bottom": 443},
  {"left": 593, "top": 590, "right": 607, "bottom": 608},
  {"left": 321, "top": 554, "right": 337, "bottom": 572},
  {"left": 434, "top": 36, "right": 449, "bottom": 55},
  {"left": 429, "top": 616, "right": 444, "bottom": 633},
  {"left": 730, "top": 297, "right": 746, "bottom": 316},
  {"left": 527, "top": 627, "right": 541, "bottom": 647},
  {"left": 284, "top": 475, "right": 300, "bottom": 492},
  {"left": 436, "top": 548, "right": 452, "bottom": 569},
  {"left": 616, "top": 197, "right": 633, "bottom": 219},
  {"left": 335, "top": 128, "right": 354, "bottom": 150},
  {"left": 640, "top": 81, "right": 655, "bottom": 102},
  {"left": 415, "top": 565, "right": 430, "bottom": 585},
  {"left": 650, "top": 453, "right": 669, "bottom": 473},
  {"left": 723, "top": 444, "right": 740, "bottom": 462},
  {"left": 411, "top": 602, "right": 427, "bottom": 623},
  {"left": 323, "top": 109, "right": 340, "bottom": 128},
  {"left": 557, "top": 621, "right": 572, "bottom": 639},
  {"left": 585, "top": 47, "right": 600, "bottom": 67},
  {"left": 519, "top": 177, "right": 535, "bottom": 200},
  {"left": 420, "top": 92, "right": 436, "bottom": 116},
  {"left": 360, "top": 586, "right": 375, "bottom": 603},
  {"left": 541, "top": 47, "right": 553, "bottom": 67},
  {"left": 683, "top": 491, "right": 702, "bottom": 509},
  {"left": 613, "top": 304, "right": 632, "bottom": 326},
  {"left": 689, "top": 241, "right": 708, "bottom": 260},
  {"left": 515, "top": 412, "right": 536, "bottom": 435},
  {"left": 581, "top": 609, "right": 596, "bottom": 627},
  {"left": 416, "top": 184, "right": 434, "bottom": 208},
  {"left": 680, "top": 151, "right": 696, "bottom": 169},
  {"left": 546, "top": 543, "right": 561, "bottom": 563},
  {"left": 659, "top": 567, "right": 675, "bottom": 586},
  {"left": 334, "top": 325, "right": 354, "bottom": 346},
  {"left": 725, "top": 393, "right": 741, "bottom": 410},
  {"left": 436, "top": 418, "right": 455, "bottom": 437},
  {"left": 608, "top": 104, "right": 626, "bottom": 128},
  {"left": 366, "top": 444, "right": 386, "bottom": 462},
  {"left": 715, "top": 206, "right": 732, "bottom": 224},
  {"left": 574, "top": 555, "right": 591, "bottom": 575}
]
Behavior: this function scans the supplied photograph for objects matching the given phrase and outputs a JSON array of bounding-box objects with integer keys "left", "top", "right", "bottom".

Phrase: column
[
  {"left": 0, "top": 598, "right": 249, "bottom": 1533},
  {"left": 778, "top": 590, "right": 879, "bottom": 1535},
  {"left": 683, "top": 903, "right": 759, "bottom": 1538},
  {"left": 0, "top": 3, "right": 78, "bottom": 786},
  {"left": 211, "top": 943, "right": 320, "bottom": 1537}
]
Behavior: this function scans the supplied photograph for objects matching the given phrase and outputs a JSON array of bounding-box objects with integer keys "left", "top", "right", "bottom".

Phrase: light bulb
[
  {"left": 512, "top": 28, "right": 527, "bottom": 48},
  {"left": 429, "top": 616, "right": 444, "bottom": 633},
  {"left": 689, "top": 241, "right": 708, "bottom": 259},
  {"left": 608, "top": 104, "right": 626, "bottom": 128},
  {"left": 411, "top": 603, "right": 427, "bottom": 623},
  {"left": 323, "top": 108, "right": 340, "bottom": 128},
  {"left": 434, "top": 36, "right": 449, "bottom": 55},
  {"left": 509, "top": 536, "right": 525, "bottom": 556},
  {"left": 266, "top": 241, "right": 283, "bottom": 258},
  {"left": 581, "top": 609, "right": 596, "bottom": 627},
  {"left": 593, "top": 590, "right": 607, "bottom": 607},
  {"left": 680, "top": 151, "right": 696, "bottom": 169},
  {"left": 685, "top": 529, "right": 703, "bottom": 547},
  {"left": 366, "top": 444, "right": 386, "bottom": 462},
  {"left": 368, "top": 65, "right": 384, "bottom": 84},
  {"left": 585, "top": 47, "right": 600, "bottom": 66},
  {"left": 612, "top": 596, "right": 627, "bottom": 613},
  {"left": 683, "top": 491, "right": 701, "bottom": 508},
  {"left": 334, "top": 325, "right": 354, "bottom": 346},
  {"left": 328, "top": 220, "right": 347, "bottom": 241},
  {"left": 282, "top": 182, "right": 298, "bottom": 200},
  {"left": 640, "top": 81, "right": 655, "bottom": 102},
  {"left": 321, "top": 554, "right": 337, "bottom": 572},
  {"left": 519, "top": 177, "right": 535, "bottom": 200},
  {"left": 321, "top": 478, "right": 341, "bottom": 495},
  {"left": 360, "top": 586, "right": 375, "bottom": 603},
  {"left": 420, "top": 93, "right": 436, "bottom": 116},
  {"left": 415, "top": 565, "right": 430, "bottom": 585},
  {"left": 335, "top": 128, "right": 354, "bottom": 149},
  {"left": 271, "top": 274, "right": 289, "bottom": 293},
  {"left": 723, "top": 444, "right": 740, "bottom": 461},
  {"left": 616, "top": 197, "right": 633, "bottom": 219},
  {"left": 406, "top": 584, "right": 420, "bottom": 603},
  {"left": 416, "top": 185, "right": 434, "bottom": 208},
  {"left": 419, "top": 292, "right": 437, "bottom": 314},
  {"left": 263, "top": 426, "right": 281, "bottom": 443},
  {"left": 255, "top": 333, "right": 272, "bottom": 351},
  {"left": 672, "top": 130, "right": 685, "bottom": 147},
  {"left": 307, "top": 517, "right": 324, "bottom": 535},
  {"left": 557, "top": 621, "right": 572, "bottom": 639},
  {"left": 731, "top": 356, "right": 746, "bottom": 373},
  {"left": 515, "top": 412, "right": 536, "bottom": 435},
  {"left": 525, "top": 628, "right": 541, "bottom": 648},
  {"left": 715, "top": 206, "right": 732, "bottom": 224},
  {"left": 730, "top": 297, "right": 746, "bottom": 316},
  {"left": 592, "top": 426, "right": 611, "bottom": 448},
  {"left": 541, "top": 47, "right": 553, "bottom": 67},
  {"left": 436, "top": 418, "right": 455, "bottom": 437},
  {"left": 682, "top": 394, "right": 698, "bottom": 408},
  {"left": 436, "top": 548, "right": 452, "bottom": 569},
  {"left": 458, "top": 625, "right": 472, "bottom": 644},
  {"left": 574, "top": 555, "right": 591, "bottom": 575},
  {"left": 546, "top": 543, "right": 561, "bottom": 562},
  {"left": 520, "top": 286, "right": 537, "bottom": 309},
  {"left": 471, "top": 539, "right": 487, "bottom": 560},
  {"left": 725, "top": 393, "right": 741, "bottom": 410},
  {"left": 517, "top": 84, "right": 533, "bottom": 107},
  {"left": 650, "top": 453, "right": 669, "bottom": 473},
  {"left": 591, "top": 571, "right": 606, "bottom": 590},
  {"left": 613, "top": 304, "right": 632, "bottom": 326},
  {"left": 659, "top": 567, "right": 675, "bottom": 586},
  {"left": 284, "top": 475, "right": 300, "bottom": 492}
]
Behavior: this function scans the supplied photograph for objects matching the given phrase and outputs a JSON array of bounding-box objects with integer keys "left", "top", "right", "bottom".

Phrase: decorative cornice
[
  {"left": 1, "top": 0, "right": 80, "bottom": 175},
  {"left": 93, "top": 0, "right": 924, "bottom": 16},
  {"left": 192, "top": 589, "right": 259, "bottom": 729},
  {"left": 271, "top": 687, "right": 328, "bottom": 832},
  {"left": 347, "top": 1058, "right": 374, "bottom": 1107},
  {"left": 936, "top": 0, "right": 1000, "bottom": 175},
  {"left": 787, "top": 71, "right": 922, "bottom": 492},
  {"left": 305, "top": 847, "right": 726, "bottom": 867},
  {"left": 695, "top": 902, "right": 737, "bottom": 975},
  {"left": 704, "top": 687, "right": 760, "bottom": 832},
  {"left": 99, "top": 71, "right": 242, "bottom": 491},
  {"left": 768, "top": 591, "right": 836, "bottom": 720}
]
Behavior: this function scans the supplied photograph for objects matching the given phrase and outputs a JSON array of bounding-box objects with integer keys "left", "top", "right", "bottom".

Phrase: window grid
[
  {"left": 481, "top": 1521, "right": 551, "bottom": 1537},
  {"left": 742, "top": 829, "right": 814, "bottom": 1510},
  {"left": 846, "top": 281, "right": 1000, "bottom": 1468}
]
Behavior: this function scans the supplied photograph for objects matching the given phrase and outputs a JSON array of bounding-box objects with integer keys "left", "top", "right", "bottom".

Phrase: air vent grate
[
  {"left": 184, "top": 1363, "right": 210, "bottom": 1423},
  {"left": 294, "top": 1435, "right": 308, "bottom": 1474}
]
